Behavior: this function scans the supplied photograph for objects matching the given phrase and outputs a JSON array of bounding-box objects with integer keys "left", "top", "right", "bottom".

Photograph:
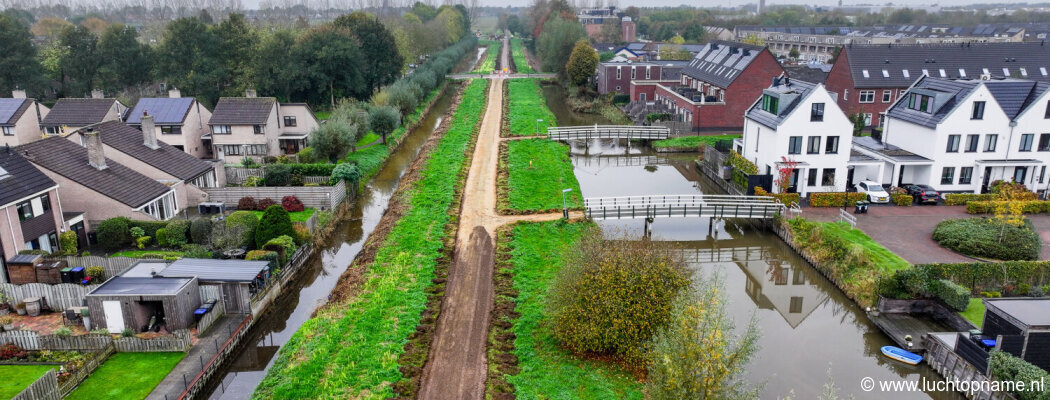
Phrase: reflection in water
[{"left": 574, "top": 140, "right": 961, "bottom": 400}]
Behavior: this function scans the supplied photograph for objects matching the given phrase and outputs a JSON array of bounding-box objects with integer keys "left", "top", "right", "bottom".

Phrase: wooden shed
[
  {"left": 981, "top": 298, "right": 1050, "bottom": 371},
  {"left": 5, "top": 254, "right": 43, "bottom": 285},
  {"left": 157, "top": 259, "right": 269, "bottom": 314},
  {"left": 85, "top": 276, "right": 201, "bottom": 334}
]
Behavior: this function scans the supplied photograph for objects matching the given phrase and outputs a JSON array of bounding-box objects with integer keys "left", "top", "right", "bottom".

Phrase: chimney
[
  {"left": 245, "top": 89, "right": 257, "bottom": 98},
  {"left": 84, "top": 129, "right": 107, "bottom": 170},
  {"left": 141, "top": 112, "right": 159, "bottom": 150},
  {"left": 12, "top": 89, "right": 26, "bottom": 98},
  {"left": 168, "top": 88, "right": 181, "bottom": 98},
  {"left": 90, "top": 89, "right": 104, "bottom": 99}
]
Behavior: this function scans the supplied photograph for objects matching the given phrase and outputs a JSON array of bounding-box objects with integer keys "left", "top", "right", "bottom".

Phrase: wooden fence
[
  {"left": 58, "top": 344, "right": 115, "bottom": 396},
  {"left": 197, "top": 297, "right": 225, "bottom": 334},
  {"left": 43, "top": 255, "right": 148, "bottom": 280},
  {"left": 199, "top": 285, "right": 220, "bottom": 302},
  {"left": 225, "top": 167, "right": 329, "bottom": 185},
  {"left": 202, "top": 179, "right": 348, "bottom": 210},
  {"left": 0, "top": 329, "right": 191, "bottom": 352},
  {"left": 12, "top": 368, "right": 60, "bottom": 400},
  {"left": 249, "top": 243, "right": 313, "bottom": 316},
  {"left": 0, "top": 283, "right": 96, "bottom": 311},
  {"left": 114, "top": 330, "right": 192, "bottom": 352}
]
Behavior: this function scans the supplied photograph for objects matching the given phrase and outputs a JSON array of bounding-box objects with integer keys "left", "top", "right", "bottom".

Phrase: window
[
  {"left": 1039, "top": 134, "right": 1050, "bottom": 152},
  {"left": 1, "top": 126, "right": 11, "bottom": 136},
  {"left": 822, "top": 168, "right": 836, "bottom": 186},
  {"left": 284, "top": 116, "right": 297, "bottom": 127},
  {"left": 39, "top": 194, "right": 49, "bottom": 212},
  {"left": 253, "top": 125, "right": 265, "bottom": 135},
  {"left": 807, "top": 136, "right": 821, "bottom": 154},
  {"left": 965, "top": 134, "right": 979, "bottom": 152},
  {"left": 862, "top": 69, "right": 870, "bottom": 78},
  {"left": 761, "top": 94, "right": 779, "bottom": 113},
  {"left": 246, "top": 144, "right": 267, "bottom": 155},
  {"left": 789, "top": 297, "right": 803, "bottom": 313},
  {"left": 807, "top": 168, "right": 817, "bottom": 187},
  {"left": 616, "top": 67, "right": 621, "bottom": 79},
  {"left": 1041, "top": 166, "right": 1047, "bottom": 184},
  {"left": 844, "top": 89, "right": 848, "bottom": 100},
  {"left": 984, "top": 134, "right": 998, "bottom": 152},
  {"left": 941, "top": 167, "right": 955, "bottom": 185},
  {"left": 882, "top": 90, "right": 893, "bottom": 103},
  {"left": 960, "top": 167, "right": 973, "bottom": 185},
  {"left": 212, "top": 125, "right": 231, "bottom": 134},
  {"left": 971, "top": 101, "right": 985, "bottom": 120},
  {"left": 631, "top": 67, "right": 636, "bottom": 79},
  {"left": 908, "top": 93, "right": 933, "bottom": 112},
  {"left": 882, "top": 69, "right": 889, "bottom": 78},
  {"left": 902, "top": 70, "right": 910, "bottom": 78},
  {"left": 859, "top": 90, "right": 875, "bottom": 103},
  {"left": 16, "top": 201, "right": 32, "bottom": 222},
  {"left": 810, "top": 103, "right": 824, "bottom": 121},
  {"left": 863, "top": 113, "right": 872, "bottom": 126},
  {"left": 160, "top": 125, "right": 181, "bottom": 135},
  {"left": 1045, "top": 100, "right": 1050, "bottom": 118},
  {"left": 825, "top": 136, "right": 840, "bottom": 154},
  {"left": 946, "top": 135, "right": 960, "bottom": 152},
  {"left": 45, "top": 126, "right": 60, "bottom": 135},
  {"left": 141, "top": 191, "right": 177, "bottom": 221},
  {"left": 788, "top": 136, "right": 802, "bottom": 154},
  {"left": 219, "top": 144, "right": 242, "bottom": 155},
  {"left": 645, "top": 67, "right": 651, "bottom": 80},
  {"left": 1020, "top": 134, "right": 1034, "bottom": 151}
]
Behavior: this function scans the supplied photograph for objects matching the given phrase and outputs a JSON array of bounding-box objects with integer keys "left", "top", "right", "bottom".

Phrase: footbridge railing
[
  {"left": 583, "top": 194, "right": 785, "bottom": 221},
  {"left": 548, "top": 125, "right": 670, "bottom": 141}
]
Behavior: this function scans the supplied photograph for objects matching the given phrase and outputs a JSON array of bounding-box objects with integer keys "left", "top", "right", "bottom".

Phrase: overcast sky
[{"left": 235, "top": 0, "right": 1035, "bottom": 9}]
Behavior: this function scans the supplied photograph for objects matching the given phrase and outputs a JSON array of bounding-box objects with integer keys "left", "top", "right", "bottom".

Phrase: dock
[{"left": 867, "top": 312, "right": 953, "bottom": 353}]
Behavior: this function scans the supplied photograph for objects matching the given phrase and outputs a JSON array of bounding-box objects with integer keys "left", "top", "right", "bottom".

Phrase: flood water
[
  {"left": 571, "top": 139, "right": 962, "bottom": 400},
  {"left": 204, "top": 87, "right": 458, "bottom": 400}
]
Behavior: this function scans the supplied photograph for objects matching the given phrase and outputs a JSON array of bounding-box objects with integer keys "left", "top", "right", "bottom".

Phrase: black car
[{"left": 904, "top": 184, "right": 940, "bottom": 204}]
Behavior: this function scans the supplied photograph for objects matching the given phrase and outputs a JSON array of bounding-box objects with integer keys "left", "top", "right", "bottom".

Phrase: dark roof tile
[
  {"left": 209, "top": 97, "right": 275, "bottom": 125},
  {"left": 126, "top": 98, "right": 195, "bottom": 125},
  {"left": 87, "top": 121, "right": 213, "bottom": 181},
  {"left": 843, "top": 42, "right": 1050, "bottom": 88},
  {"left": 0, "top": 149, "right": 57, "bottom": 207},
  {"left": 40, "top": 98, "right": 120, "bottom": 127},
  {"left": 683, "top": 40, "right": 772, "bottom": 88}
]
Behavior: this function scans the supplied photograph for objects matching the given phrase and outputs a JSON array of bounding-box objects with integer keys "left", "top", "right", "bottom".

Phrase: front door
[
  {"left": 846, "top": 167, "right": 856, "bottom": 191},
  {"left": 103, "top": 301, "right": 125, "bottom": 333},
  {"left": 71, "top": 221, "right": 87, "bottom": 250},
  {"left": 982, "top": 167, "right": 993, "bottom": 193},
  {"left": 787, "top": 169, "right": 800, "bottom": 193},
  {"left": 1014, "top": 167, "right": 1028, "bottom": 184},
  {"left": 897, "top": 165, "right": 906, "bottom": 187},
  {"left": 639, "top": 93, "right": 646, "bottom": 102}
]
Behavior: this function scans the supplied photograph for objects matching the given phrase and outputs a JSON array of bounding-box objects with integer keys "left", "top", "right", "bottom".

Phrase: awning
[
  {"left": 279, "top": 133, "right": 308, "bottom": 140},
  {"left": 201, "top": 134, "right": 212, "bottom": 140}
]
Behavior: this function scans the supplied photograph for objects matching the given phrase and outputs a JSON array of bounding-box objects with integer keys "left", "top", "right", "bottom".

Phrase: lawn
[
  {"left": 510, "top": 38, "right": 534, "bottom": 73},
  {"left": 474, "top": 40, "right": 500, "bottom": 74},
  {"left": 0, "top": 365, "right": 55, "bottom": 398},
  {"left": 500, "top": 139, "right": 583, "bottom": 214},
  {"left": 818, "top": 221, "right": 911, "bottom": 272},
  {"left": 493, "top": 221, "right": 643, "bottom": 399},
  {"left": 254, "top": 79, "right": 489, "bottom": 399},
  {"left": 505, "top": 79, "right": 556, "bottom": 136},
  {"left": 355, "top": 132, "right": 381, "bottom": 147},
  {"left": 251, "top": 208, "right": 316, "bottom": 222},
  {"left": 652, "top": 134, "right": 741, "bottom": 149},
  {"left": 110, "top": 250, "right": 185, "bottom": 258},
  {"left": 960, "top": 298, "right": 986, "bottom": 327},
  {"left": 66, "top": 352, "right": 184, "bottom": 400},
  {"left": 313, "top": 111, "right": 331, "bottom": 121}
]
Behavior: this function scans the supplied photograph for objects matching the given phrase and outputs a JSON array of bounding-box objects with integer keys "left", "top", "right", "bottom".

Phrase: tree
[
  {"left": 597, "top": 20, "right": 621, "bottom": 43},
  {"left": 295, "top": 24, "right": 364, "bottom": 107},
  {"left": 254, "top": 29, "right": 307, "bottom": 102},
  {"left": 682, "top": 24, "right": 705, "bottom": 42},
  {"left": 386, "top": 82, "right": 420, "bottom": 121},
  {"left": 566, "top": 39, "right": 598, "bottom": 88},
  {"left": 58, "top": 25, "right": 99, "bottom": 96},
  {"left": 789, "top": 47, "right": 801, "bottom": 60},
  {"left": 255, "top": 205, "right": 295, "bottom": 249},
  {"left": 308, "top": 117, "right": 355, "bottom": 162},
  {"left": 828, "top": 46, "right": 843, "bottom": 65},
  {"left": 30, "top": 17, "right": 72, "bottom": 39},
  {"left": 646, "top": 276, "right": 760, "bottom": 400},
  {"left": 411, "top": 2, "right": 437, "bottom": 22},
  {"left": 330, "top": 163, "right": 361, "bottom": 186},
  {"left": 369, "top": 105, "right": 401, "bottom": 143},
  {"left": 96, "top": 24, "right": 153, "bottom": 94},
  {"left": 156, "top": 17, "right": 224, "bottom": 105},
  {"left": 740, "top": 33, "right": 765, "bottom": 46},
  {"left": 775, "top": 156, "right": 798, "bottom": 194},
  {"left": 333, "top": 12, "right": 404, "bottom": 97},
  {"left": 79, "top": 17, "right": 108, "bottom": 34},
  {"left": 215, "top": 14, "right": 259, "bottom": 96},
  {"left": 0, "top": 14, "right": 44, "bottom": 96},
  {"left": 536, "top": 16, "right": 586, "bottom": 78}
]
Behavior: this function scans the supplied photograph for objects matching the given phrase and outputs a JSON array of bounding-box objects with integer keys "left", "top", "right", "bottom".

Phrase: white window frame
[
  {"left": 1, "top": 126, "right": 12, "bottom": 136},
  {"left": 212, "top": 125, "right": 232, "bottom": 134},
  {"left": 882, "top": 90, "right": 893, "bottom": 103},
  {"left": 138, "top": 191, "right": 178, "bottom": 221},
  {"left": 859, "top": 90, "right": 876, "bottom": 104}
]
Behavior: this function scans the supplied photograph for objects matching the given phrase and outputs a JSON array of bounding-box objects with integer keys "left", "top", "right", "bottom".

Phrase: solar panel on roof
[{"left": 0, "top": 99, "right": 26, "bottom": 125}]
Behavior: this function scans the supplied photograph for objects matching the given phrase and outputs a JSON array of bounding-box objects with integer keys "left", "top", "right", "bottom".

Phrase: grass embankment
[
  {"left": 344, "top": 85, "right": 444, "bottom": 186},
  {"left": 474, "top": 40, "right": 500, "bottom": 74},
  {"left": 960, "top": 298, "right": 986, "bottom": 327},
  {"left": 66, "top": 353, "right": 184, "bottom": 400},
  {"left": 652, "top": 134, "right": 741, "bottom": 149},
  {"left": 0, "top": 365, "right": 55, "bottom": 398},
  {"left": 784, "top": 218, "right": 910, "bottom": 307},
  {"left": 487, "top": 221, "right": 643, "bottom": 399},
  {"left": 510, "top": 38, "right": 535, "bottom": 73},
  {"left": 499, "top": 139, "right": 583, "bottom": 214},
  {"left": 253, "top": 79, "right": 489, "bottom": 399},
  {"left": 505, "top": 79, "right": 556, "bottom": 137},
  {"left": 251, "top": 208, "right": 316, "bottom": 222},
  {"left": 355, "top": 133, "right": 380, "bottom": 147}
]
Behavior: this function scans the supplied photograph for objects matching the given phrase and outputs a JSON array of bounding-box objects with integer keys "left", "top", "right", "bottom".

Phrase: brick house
[
  {"left": 125, "top": 89, "right": 214, "bottom": 159},
  {"left": 0, "top": 150, "right": 72, "bottom": 278},
  {"left": 824, "top": 42, "right": 1050, "bottom": 133},
  {"left": 0, "top": 90, "right": 50, "bottom": 147},
  {"left": 629, "top": 41, "right": 785, "bottom": 133},
  {"left": 207, "top": 93, "right": 319, "bottom": 163}
]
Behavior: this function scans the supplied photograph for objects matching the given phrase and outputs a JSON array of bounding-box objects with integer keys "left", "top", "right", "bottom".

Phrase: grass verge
[
  {"left": 486, "top": 220, "right": 643, "bottom": 399},
  {"left": 960, "top": 298, "right": 985, "bottom": 327},
  {"left": 0, "top": 365, "right": 55, "bottom": 398},
  {"left": 504, "top": 79, "right": 556, "bottom": 137},
  {"left": 66, "top": 352, "right": 184, "bottom": 400},
  {"left": 652, "top": 134, "right": 741, "bottom": 149},
  {"left": 498, "top": 139, "right": 583, "bottom": 214},
  {"left": 510, "top": 38, "right": 534, "bottom": 73},
  {"left": 253, "top": 79, "right": 489, "bottom": 399},
  {"left": 250, "top": 208, "right": 316, "bottom": 222},
  {"left": 474, "top": 40, "right": 500, "bottom": 73},
  {"left": 355, "top": 133, "right": 381, "bottom": 147}
]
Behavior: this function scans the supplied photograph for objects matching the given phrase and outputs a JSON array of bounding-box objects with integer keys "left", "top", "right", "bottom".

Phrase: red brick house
[
  {"left": 825, "top": 42, "right": 1050, "bottom": 133},
  {"left": 597, "top": 62, "right": 666, "bottom": 95},
  {"left": 629, "top": 41, "right": 785, "bottom": 133}
]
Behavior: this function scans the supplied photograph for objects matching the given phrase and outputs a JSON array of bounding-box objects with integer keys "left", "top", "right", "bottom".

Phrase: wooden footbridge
[
  {"left": 583, "top": 194, "right": 785, "bottom": 221},
  {"left": 548, "top": 125, "right": 670, "bottom": 141}
]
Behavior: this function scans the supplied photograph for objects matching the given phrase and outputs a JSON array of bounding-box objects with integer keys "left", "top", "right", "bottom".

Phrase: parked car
[
  {"left": 857, "top": 181, "right": 890, "bottom": 203},
  {"left": 903, "top": 184, "right": 940, "bottom": 204}
]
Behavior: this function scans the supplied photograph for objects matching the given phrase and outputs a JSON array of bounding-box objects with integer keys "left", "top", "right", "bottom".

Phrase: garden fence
[
  {"left": 197, "top": 297, "right": 225, "bottom": 334},
  {"left": 57, "top": 343, "right": 115, "bottom": 396},
  {"left": 12, "top": 368, "right": 60, "bottom": 400},
  {"left": 202, "top": 179, "right": 348, "bottom": 210},
  {"left": 225, "top": 167, "right": 328, "bottom": 185},
  {"left": 0, "top": 330, "right": 192, "bottom": 352},
  {"left": 43, "top": 255, "right": 148, "bottom": 280},
  {"left": 249, "top": 243, "right": 313, "bottom": 313},
  {"left": 176, "top": 315, "right": 252, "bottom": 400},
  {"left": 0, "top": 283, "right": 96, "bottom": 311},
  {"left": 114, "top": 330, "right": 192, "bottom": 352}
]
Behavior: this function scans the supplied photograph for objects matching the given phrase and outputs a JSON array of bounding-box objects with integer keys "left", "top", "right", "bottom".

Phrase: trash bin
[
  {"left": 70, "top": 267, "right": 85, "bottom": 281},
  {"left": 61, "top": 267, "right": 74, "bottom": 283},
  {"left": 854, "top": 201, "right": 870, "bottom": 214}
]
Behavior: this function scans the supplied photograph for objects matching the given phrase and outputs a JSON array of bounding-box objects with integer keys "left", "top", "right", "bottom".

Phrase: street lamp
[
  {"left": 561, "top": 188, "right": 572, "bottom": 219},
  {"left": 535, "top": 119, "right": 544, "bottom": 135}
]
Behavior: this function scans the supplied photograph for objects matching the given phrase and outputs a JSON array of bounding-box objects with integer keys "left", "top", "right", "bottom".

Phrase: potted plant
[
  {"left": 0, "top": 316, "right": 14, "bottom": 331},
  {"left": 15, "top": 302, "right": 26, "bottom": 316},
  {"left": 0, "top": 293, "right": 9, "bottom": 316}
]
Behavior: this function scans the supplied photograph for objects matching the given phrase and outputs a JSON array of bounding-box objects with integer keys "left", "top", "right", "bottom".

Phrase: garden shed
[
  {"left": 156, "top": 259, "right": 270, "bottom": 314},
  {"left": 981, "top": 298, "right": 1050, "bottom": 371},
  {"left": 85, "top": 276, "right": 200, "bottom": 334}
]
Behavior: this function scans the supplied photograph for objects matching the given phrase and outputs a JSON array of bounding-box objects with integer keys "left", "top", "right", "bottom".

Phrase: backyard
[
  {"left": 65, "top": 352, "right": 185, "bottom": 400},
  {"left": 499, "top": 139, "right": 583, "bottom": 214},
  {"left": 0, "top": 365, "right": 55, "bottom": 398}
]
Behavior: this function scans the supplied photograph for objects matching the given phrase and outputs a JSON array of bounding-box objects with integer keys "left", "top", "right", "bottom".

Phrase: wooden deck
[{"left": 868, "top": 312, "right": 953, "bottom": 353}]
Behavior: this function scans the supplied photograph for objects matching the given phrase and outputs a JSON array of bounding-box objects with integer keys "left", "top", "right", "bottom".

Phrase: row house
[
  {"left": 0, "top": 149, "right": 71, "bottom": 276},
  {"left": 0, "top": 90, "right": 50, "bottom": 147},
  {"left": 858, "top": 76, "right": 1050, "bottom": 194},
  {"left": 824, "top": 42, "right": 1050, "bottom": 132},
  {"left": 125, "top": 89, "right": 214, "bottom": 159},
  {"left": 207, "top": 93, "right": 319, "bottom": 163},
  {"left": 596, "top": 61, "right": 687, "bottom": 95},
  {"left": 40, "top": 97, "right": 127, "bottom": 136},
  {"left": 631, "top": 41, "right": 785, "bottom": 133}
]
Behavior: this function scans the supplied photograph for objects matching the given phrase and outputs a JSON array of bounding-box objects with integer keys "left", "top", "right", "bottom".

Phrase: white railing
[
  {"left": 548, "top": 125, "right": 670, "bottom": 140},
  {"left": 790, "top": 201, "right": 802, "bottom": 217},
  {"left": 583, "top": 194, "right": 784, "bottom": 221},
  {"left": 838, "top": 208, "right": 857, "bottom": 229}
]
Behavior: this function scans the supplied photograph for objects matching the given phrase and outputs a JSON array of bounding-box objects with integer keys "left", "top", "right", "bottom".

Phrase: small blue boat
[{"left": 882, "top": 346, "right": 923, "bottom": 365}]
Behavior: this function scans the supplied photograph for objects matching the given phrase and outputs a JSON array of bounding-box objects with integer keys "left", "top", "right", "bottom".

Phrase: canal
[{"left": 205, "top": 86, "right": 459, "bottom": 399}]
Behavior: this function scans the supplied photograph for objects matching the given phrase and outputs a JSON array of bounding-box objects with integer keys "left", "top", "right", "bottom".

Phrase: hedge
[
  {"left": 967, "top": 200, "right": 1050, "bottom": 214},
  {"left": 930, "top": 279, "right": 970, "bottom": 311},
  {"left": 128, "top": 220, "right": 170, "bottom": 238},
  {"left": 246, "top": 250, "right": 279, "bottom": 271},
  {"left": 890, "top": 261, "right": 1050, "bottom": 295},
  {"left": 809, "top": 192, "right": 868, "bottom": 207},
  {"left": 932, "top": 218, "right": 1041, "bottom": 261},
  {"left": 878, "top": 270, "right": 971, "bottom": 311},
  {"left": 96, "top": 217, "right": 130, "bottom": 252},
  {"left": 890, "top": 193, "right": 913, "bottom": 206},
  {"left": 754, "top": 186, "right": 800, "bottom": 205},
  {"left": 724, "top": 151, "right": 757, "bottom": 174},
  {"left": 944, "top": 193, "right": 1000, "bottom": 205},
  {"left": 988, "top": 351, "right": 1050, "bottom": 400}
]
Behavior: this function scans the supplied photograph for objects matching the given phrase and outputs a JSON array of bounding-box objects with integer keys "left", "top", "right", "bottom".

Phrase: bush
[
  {"left": 932, "top": 218, "right": 1041, "bottom": 261},
  {"left": 263, "top": 235, "right": 297, "bottom": 264},
  {"left": 297, "top": 147, "right": 317, "bottom": 164},
  {"left": 930, "top": 279, "right": 970, "bottom": 311},
  {"left": 988, "top": 351, "right": 1050, "bottom": 400},
  {"left": 809, "top": 192, "right": 869, "bottom": 207},
  {"left": 190, "top": 219, "right": 213, "bottom": 246},
  {"left": 256, "top": 198, "right": 277, "bottom": 211},
  {"left": 878, "top": 269, "right": 970, "bottom": 310},
  {"left": 0, "top": 344, "right": 27, "bottom": 360},
  {"left": 282, "top": 196, "right": 304, "bottom": 212},
  {"left": 59, "top": 230, "right": 78, "bottom": 255},
  {"left": 154, "top": 228, "right": 168, "bottom": 247},
  {"left": 725, "top": 150, "right": 758, "bottom": 174},
  {"left": 945, "top": 193, "right": 999, "bottom": 205},
  {"left": 121, "top": 328, "right": 134, "bottom": 337},
  {"left": 255, "top": 206, "right": 295, "bottom": 249},
  {"left": 86, "top": 266, "right": 105, "bottom": 281},
  {"left": 181, "top": 244, "right": 212, "bottom": 259},
  {"left": 243, "top": 176, "right": 261, "bottom": 187},
  {"left": 127, "top": 220, "right": 168, "bottom": 237},
  {"left": 330, "top": 163, "right": 361, "bottom": 186},
  {"left": 264, "top": 164, "right": 292, "bottom": 186},
  {"left": 129, "top": 226, "right": 145, "bottom": 239},
  {"left": 548, "top": 230, "right": 691, "bottom": 363},
  {"left": 165, "top": 220, "right": 190, "bottom": 246},
  {"left": 237, "top": 196, "right": 258, "bottom": 210},
  {"left": 136, "top": 236, "right": 151, "bottom": 249},
  {"left": 54, "top": 327, "right": 72, "bottom": 337},
  {"left": 754, "top": 186, "right": 800, "bottom": 205},
  {"left": 292, "top": 224, "right": 311, "bottom": 245},
  {"left": 96, "top": 217, "right": 130, "bottom": 252},
  {"left": 612, "top": 94, "right": 630, "bottom": 105},
  {"left": 891, "top": 193, "right": 913, "bottom": 206},
  {"left": 246, "top": 250, "right": 279, "bottom": 271},
  {"left": 967, "top": 200, "right": 1050, "bottom": 214},
  {"left": 225, "top": 211, "right": 259, "bottom": 248}
]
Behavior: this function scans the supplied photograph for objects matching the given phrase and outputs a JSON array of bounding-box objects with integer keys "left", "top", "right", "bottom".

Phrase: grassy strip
[
  {"left": 0, "top": 365, "right": 55, "bottom": 398},
  {"left": 652, "top": 134, "right": 741, "bottom": 149},
  {"left": 511, "top": 38, "right": 535, "bottom": 73},
  {"left": 250, "top": 208, "right": 316, "bottom": 222},
  {"left": 313, "top": 111, "right": 331, "bottom": 121},
  {"left": 817, "top": 221, "right": 911, "bottom": 271},
  {"left": 473, "top": 40, "right": 500, "bottom": 74},
  {"left": 355, "top": 132, "right": 381, "bottom": 147},
  {"left": 109, "top": 250, "right": 185, "bottom": 258},
  {"left": 498, "top": 139, "right": 583, "bottom": 214},
  {"left": 253, "top": 79, "right": 489, "bottom": 399},
  {"left": 486, "top": 220, "right": 643, "bottom": 399},
  {"left": 505, "top": 79, "right": 556, "bottom": 137},
  {"left": 66, "top": 353, "right": 184, "bottom": 400},
  {"left": 960, "top": 298, "right": 985, "bottom": 327}
]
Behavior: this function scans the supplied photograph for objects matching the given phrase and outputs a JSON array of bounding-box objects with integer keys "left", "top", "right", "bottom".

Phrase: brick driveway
[{"left": 800, "top": 205, "right": 1050, "bottom": 264}]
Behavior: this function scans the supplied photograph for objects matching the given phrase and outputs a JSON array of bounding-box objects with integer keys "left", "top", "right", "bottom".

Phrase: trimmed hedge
[
  {"left": 988, "top": 351, "right": 1050, "bottom": 400},
  {"left": 897, "top": 261, "right": 1050, "bottom": 295},
  {"left": 96, "top": 217, "right": 130, "bottom": 252},
  {"left": 890, "top": 193, "right": 913, "bottom": 206},
  {"left": 165, "top": 220, "right": 190, "bottom": 247},
  {"left": 809, "top": 192, "right": 868, "bottom": 207},
  {"left": 932, "top": 217, "right": 1041, "bottom": 261},
  {"left": 967, "top": 200, "right": 1050, "bottom": 214},
  {"left": 725, "top": 151, "right": 757, "bottom": 174},
  {"left": 930, "top": 279, "right": 970, "bottom": 311},
  {"left": 754, "top": 186, "right": 800, "bottom": 205},
  {"left": 878, "top": 269, "right": 971, "bottom": 311},
  {"left": 944, "top": 193, "right": 999, "bottom": 205}
]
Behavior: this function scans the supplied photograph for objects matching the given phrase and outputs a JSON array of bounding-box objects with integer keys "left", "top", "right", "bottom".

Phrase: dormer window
[
  {"left": 958, "top": 69, "right": 966, "bottom": 77},
  {"left": 760, "top": 94, "right": 779, "bottom": 113},
  {"left": 971, "top": 101, "right": 985, "bottom": 120},
  {"left": 908, "top": 93, "right": 933, "bottom": 113},
  {"left": 810, "top": 103, "right": 824, "bottom": 121}
]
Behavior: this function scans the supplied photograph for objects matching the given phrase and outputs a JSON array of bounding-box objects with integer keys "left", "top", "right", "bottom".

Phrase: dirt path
[{"left": 501, "top": 31, "right": 511, "bottom": 74}]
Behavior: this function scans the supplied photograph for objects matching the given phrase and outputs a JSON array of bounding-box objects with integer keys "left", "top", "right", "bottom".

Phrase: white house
[
  {"left": 865, "top": 76, "right": 1050, "bottom": 194},
  {"left": 740, "top": 78, "right": 878, "bottom": 196}
]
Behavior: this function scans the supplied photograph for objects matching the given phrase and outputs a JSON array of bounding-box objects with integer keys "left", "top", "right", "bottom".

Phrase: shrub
[
  {"left": 181, "top": 244, "right": 212, "bottom": 259},
  {"left": 256, "top": 198, "right": 277, "bottom": 211},
  {"left": 190, "top": 219, "right": 213, "bottom": 246},
  {"left": 297, "top": 147, "right": 317, "bottom": 164},
  {"left": 292, "top": 224, "right": 311, "bottom": 244},
  {"left": 980, "top": 291, "right": 1002, "bottom": 298},
  {"left": 932, "top": 218, "right": 1040, "bottom": 261},
  {"left": 246, "top": 250, "right": 279, "bottom": 271},
  {"left": 263, "top": 235, "right": 297, "bottom": 264},
  {"left": 243, "top": 176, "right": 261, "bottom": 187},
  {"left": 59, "top": 230, "right": 78, "bottom": 255},
  {"left": 165, "top": 220, "right": 190, "bottom": 246},
  {"left": 548, "top": 230, "right": 691, "bottom": 363},
  {"left": 281, "top": 196, "right": 305, "bottom": 212},
  {"left": 128, "top": 221, "right": 168, "bottom": 237},
  {"left": 237, "top": 196, "right": 258, "bottom": 210},
  {"left": 0, "top": 344, "right": 27, "bottom": 360},
  {"left": 85, "top": 266, "right": 104, "bottom": 281},
  {"left": 891, "top": 193, "right": 913, "bottom": 206},
  {"left": 988, "top": 351, "right": 1050, "bottom": 400},
  {"left": 967, "top": 200, "right": 1050, "bottom": 214},
  {"left": 990, "top": 181, "right": 1036, "bottom": 200},
  {"left": 136, "top": 236, "right": 151, "bottom": 249},
  {"left": 54, "top": 327, "right": 72, "bottom": 337},
  {"left": 264, "top": 164, "right": 293, "bottom": 186},
  {"left": 930, "top": 279, "right": 970, "bottom": 311},
  {"left": 255, "top": 206, "right": 295, "bottom": 249},
  {"left": 331, "top": 163, "right": 361, "bottom": 186},
  {"left": 121, "top": 328, "right": 134, "bottom": 337},
  {"left": 1028, "top": 286, "right": 1045, "bottom": 297},
  {"left": 809, "top": 192, "right": 869, "bottom": 207},
  {"left": 96, "top": 217, "right": 130, "bottom": 252},
  {"left": 612, "top": 94, "right": 630, "bottom": 105},
  {"left": 289, "top": 173, "right": 304, "bottom": 186},
  {"left": 224, "top": 211, "right": 259, "bottom": 248},
  {"left": 945, "top": 193, "right": 999, "bottom": 205},
  {"left": 129, "top": 226, "right": 145, "bottom": 239},
  {"left": 754, "top": 186, "right": 800, "bottom": 205},
  {"left": 725, "top": 150, "right": 758, "bottom": 174},
  {"left": 154, "top": 228, "right": 168, "bottom": 247}
]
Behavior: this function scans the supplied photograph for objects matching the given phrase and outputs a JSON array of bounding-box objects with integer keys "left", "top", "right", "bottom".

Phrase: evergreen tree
[{"left": 0, "top": 14, "right": 44, "bottom": 95}]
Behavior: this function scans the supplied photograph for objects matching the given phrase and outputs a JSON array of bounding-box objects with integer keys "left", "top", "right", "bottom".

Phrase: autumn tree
[
  {"left": 775, "top": 156, "right": 798, "bottom": 194},
  {"left": 566, "top": 39, "right": 598, "bottom": 88}
]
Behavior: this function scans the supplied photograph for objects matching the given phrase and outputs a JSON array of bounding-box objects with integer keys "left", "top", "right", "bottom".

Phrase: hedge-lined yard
[
  {"left": 510, "top": 38, "right": 534, "bottom": 73},
  {"left": 932, "top": 217, "right": 1041, "bottom": 261},
  {"left": 499, "top": 139, "right": 583, "bottom": 214},
  {"left": 505, "top": 78, "right": 556, "bottom": 136},
  {"left": 253, "top": 79, "right": 489, "bottom": 399}
]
